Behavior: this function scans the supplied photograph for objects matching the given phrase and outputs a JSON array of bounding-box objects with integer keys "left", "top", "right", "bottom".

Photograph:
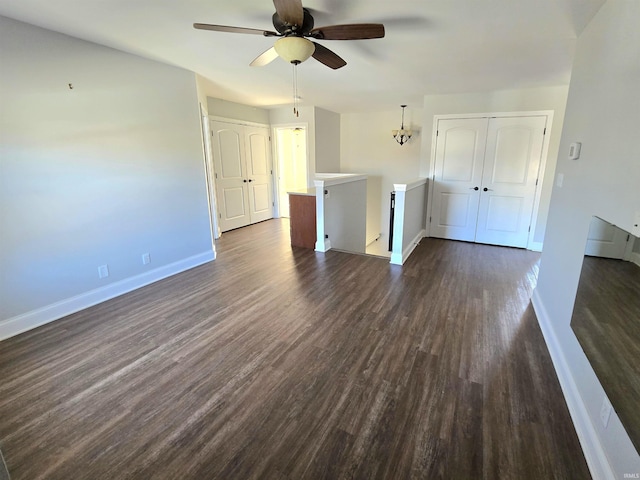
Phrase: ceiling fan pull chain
[{"left": 293, "top": 62, "right": 300, "bottom": 117}]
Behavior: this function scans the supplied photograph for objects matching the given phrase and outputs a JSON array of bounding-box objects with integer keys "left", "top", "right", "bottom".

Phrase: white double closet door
[
  {"left": 584, "top": 216, "right": 632, "bottom": 259},
  {"left": 430, "top": 115, "right": 547, "bottom": 248},
  {"left": 211, "top": 120, "right": 274, "bottom": 232}
]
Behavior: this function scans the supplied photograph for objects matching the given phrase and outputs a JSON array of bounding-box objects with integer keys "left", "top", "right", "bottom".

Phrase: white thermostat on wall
[{"left": 568, "top": 142, "right": 582, "bottom": 160}]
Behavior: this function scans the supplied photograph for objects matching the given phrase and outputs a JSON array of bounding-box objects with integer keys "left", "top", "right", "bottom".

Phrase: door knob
[
  {"left": 248, "top": 179, "right": 253, "bottom": 182},
  {"left": 243, "top": 179, "right": 247, "bottom": 183},
  {"left": 470, "top": 186, "right": 479, "bottom": 191},
  {"left": 483, "top": 187, "right": 493, "bottom": 192}
]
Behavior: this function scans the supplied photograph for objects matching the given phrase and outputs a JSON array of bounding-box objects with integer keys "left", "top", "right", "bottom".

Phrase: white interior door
[
  {"left": 212, "top": 121, "right": 250, "bottom": 232},
  {"left": 245, "top": 126, "right": 274, "bottom": 224},
  {"left": 585, "top": 217, "right": 630, "bottom": 258},
  {"left": 475, "top": 116, "right": 546, "bottom": 248},
  {"left": 430, "top": 118, "right": 489, "bottom": 241}
]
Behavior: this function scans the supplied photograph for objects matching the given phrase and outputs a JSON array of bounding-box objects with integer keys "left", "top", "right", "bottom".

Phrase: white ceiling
[{"left": 0, "top": 0, "right": 605, "bottom": 113}]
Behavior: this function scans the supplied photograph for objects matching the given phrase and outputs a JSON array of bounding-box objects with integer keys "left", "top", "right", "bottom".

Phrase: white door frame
[
  {"left": 200, "top": 104, "right": 220, "bottom": 243},
  {"left": 271, "top": 122, "right": 311, "bottom": 218},
  {"left": 425, "top": 110, "right": 554, "bottom": 251}
]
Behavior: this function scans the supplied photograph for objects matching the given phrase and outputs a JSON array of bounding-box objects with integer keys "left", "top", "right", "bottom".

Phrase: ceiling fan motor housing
[{"left": 272, "top": 8, "right": 314, "bottom": 36}]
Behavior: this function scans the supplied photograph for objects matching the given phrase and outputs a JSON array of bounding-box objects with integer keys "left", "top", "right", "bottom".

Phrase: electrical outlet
[
  {"left": 600, "top": 397, "right": 612, "bottom": 428},
  {"left": 142, "top": 253, "right": 151, "bottom": 265},
  {"left": 98, "top": 264, "right": 109, "bottom": 279},
  {"left": 556, "top": 173, "right": 564, "bottom": 187}
]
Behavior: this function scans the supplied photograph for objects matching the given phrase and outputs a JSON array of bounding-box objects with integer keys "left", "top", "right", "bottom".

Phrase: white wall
[
  {"left": 275, "top": 127, "right": 308, "bottom": 217},
  {"left": 390, "top": 179, "right": 428, "bottom": 265},
  {"left": 401, "top": 183, "right": 427, "bottom": 253},
  {"left": 534, "top": 1, "right": 640, "bottom": 477},
  {"left": 341, "top": 108, "right": 423, "bottom": 246},
  {"left": 207, "top": 96, "right": 270, "bottom": 124},
  {"left": 420, "top": 86, "right": 569, "bottom": 245},
  {"left": 195, "top": 75, "right": 213, "bottom": 115},
  {"left": 314, "top": 107, "right": 341, "bottom": 173},
  {"left": 0, "top": 17, "right": 212, "bottom": 331}
]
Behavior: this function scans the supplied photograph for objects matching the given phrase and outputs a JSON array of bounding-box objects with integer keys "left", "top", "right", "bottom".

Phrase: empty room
[{"left": 1, "top": 0, "right": 639, "bottom": 478}]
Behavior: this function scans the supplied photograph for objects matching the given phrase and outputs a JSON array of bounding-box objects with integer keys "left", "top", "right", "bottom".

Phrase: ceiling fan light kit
[
  {"left": 392, "top": 105, "right": 412, "bottom": 146},
  {"left": 274, "top": 37, "right": 315, "bottom": 64}
]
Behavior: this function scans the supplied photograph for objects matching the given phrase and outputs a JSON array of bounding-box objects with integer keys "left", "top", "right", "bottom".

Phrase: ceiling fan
[{"left": 194, "top": 0, "right": 385, "bottom": 69}]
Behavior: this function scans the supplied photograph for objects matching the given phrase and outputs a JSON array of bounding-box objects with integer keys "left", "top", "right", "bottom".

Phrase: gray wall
[
  {"left": 314, "top": 107, "right": 341, "bottom": 173},
  {"left": 324, "top": 180, "right": 367, "bottom": 254},
  {"left": 535, "top": 0, "right": 640, "bottom": 475},
  {"left": 0, "top": 17, "right": 212, "bottom": 323}
]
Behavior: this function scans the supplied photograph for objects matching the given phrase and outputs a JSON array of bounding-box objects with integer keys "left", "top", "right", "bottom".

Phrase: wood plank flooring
[{"left": 0, "top": 219, "right": 590, "bottom": 479}]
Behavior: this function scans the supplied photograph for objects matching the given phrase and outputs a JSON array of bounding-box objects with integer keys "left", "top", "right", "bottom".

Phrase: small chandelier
[{"left": 392, "top": 105, "right": 412, "bottom": 145}]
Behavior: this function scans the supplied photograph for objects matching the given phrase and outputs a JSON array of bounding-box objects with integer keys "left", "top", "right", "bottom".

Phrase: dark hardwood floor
[{"left": 0, "top": 219, "right": 590, "bottom": 479}]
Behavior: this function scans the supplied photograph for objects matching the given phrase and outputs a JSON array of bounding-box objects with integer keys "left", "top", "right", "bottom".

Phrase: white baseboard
[
  {"left": 390, "top": 252, "right": 403, "bottom": 265},
  {"left": 315, "top": 238, "right": 331, "bottom": 253},
  {"left": 0, "top": 250, "right": 216, "bottom": 341},
  {"left": 531, "top": 288, "right": 615, "bottom": 480},
  {"left": 528, "top": 241, "right": 544, "bottom": 252},
  {"left": 390, "top": 230, "right": 425, "bottom": 265}
]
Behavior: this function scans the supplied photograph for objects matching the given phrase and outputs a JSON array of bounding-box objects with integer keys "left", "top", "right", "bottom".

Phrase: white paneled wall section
[{"left": 390, "top": 179, "right": 428, "bottom": 265}]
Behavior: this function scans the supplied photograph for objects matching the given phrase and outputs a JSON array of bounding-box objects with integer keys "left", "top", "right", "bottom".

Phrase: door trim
[
  {"left": 271, "top": 122, "right": 311, "bottom": 219},
  {"left": 426, "top": 110, "right": 554, "bottom": 250},
  {"left": 200, "top": 105, "right": 220, "bottom": 242}
]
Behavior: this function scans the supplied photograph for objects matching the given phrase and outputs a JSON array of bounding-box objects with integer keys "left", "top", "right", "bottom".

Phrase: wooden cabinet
[{"left": 288, "top": 191, "right": 316, "bottom": 249}]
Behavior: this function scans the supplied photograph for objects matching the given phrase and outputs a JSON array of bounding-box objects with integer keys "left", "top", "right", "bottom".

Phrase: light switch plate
[
  {"left": 98, "top": 264, "right": 109, "bottom": 279},
  {"left": 600, "top": 397, "right": 612, "bottom": 428},
  {"left": 568, "top": 142, "right": 581, "bottom": 160}
]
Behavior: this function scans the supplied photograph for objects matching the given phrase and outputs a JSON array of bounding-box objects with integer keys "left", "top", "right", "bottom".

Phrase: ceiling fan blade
[
  {"left": 273, "top": 0, "right": 304, "bottom": 26},
  {"left": 250, "top": 47, "right": 279, "bottom": 67},
  {"left": 311, "top": 42, "right": 346, "bottom": 70},
  {"left": 193, "top": 23, "right": 280, "bottom": 37},
  {"left": 309, "top": 23, "right": 385, "bottom": 40}
]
